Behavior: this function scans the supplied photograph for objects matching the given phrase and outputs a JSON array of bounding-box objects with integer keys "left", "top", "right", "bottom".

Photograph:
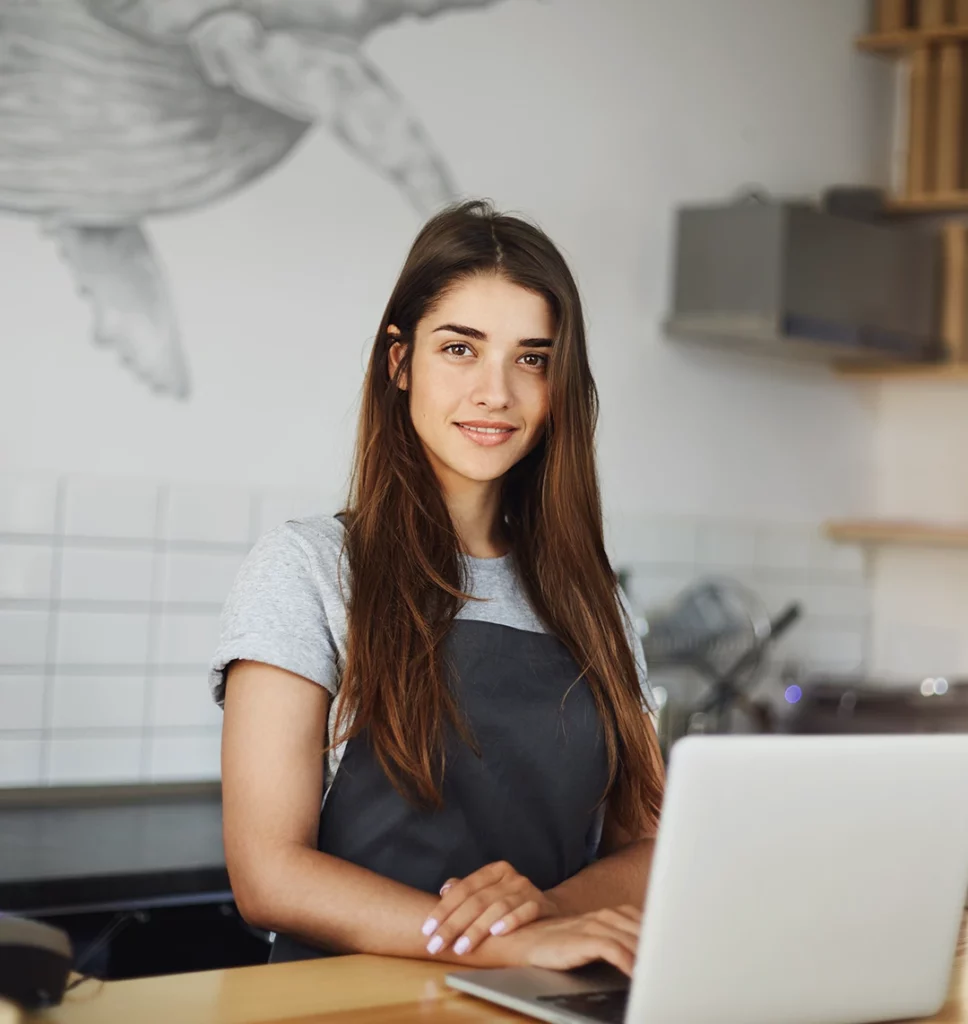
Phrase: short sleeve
[
  {"left": 209, "top": 523, "right": 341, "bottom": 706},
  {"left": 617, "top": 584, "right": 655, "bottom": 716}
]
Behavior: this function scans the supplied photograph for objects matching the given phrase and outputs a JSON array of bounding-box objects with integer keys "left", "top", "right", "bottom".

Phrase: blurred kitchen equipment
[
  {"left": 641, "top": 577, "right": 801, "bottom": 741},
  {"left": 782, "top": 675, "right": 968, "bottom": 734},
  {"left": 664, "top": 192, "right": 942, "bottom": 364}
]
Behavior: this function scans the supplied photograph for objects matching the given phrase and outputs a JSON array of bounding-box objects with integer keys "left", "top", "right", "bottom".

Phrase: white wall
[
  {"left": 867, "top": 384, "right": 968, "bottom": 681},
  {"left": 0, "top": 1, "right": 895, "bottom": 783},
  {"left": 1, "top": 0, "right": 891, "bottom": 522}
]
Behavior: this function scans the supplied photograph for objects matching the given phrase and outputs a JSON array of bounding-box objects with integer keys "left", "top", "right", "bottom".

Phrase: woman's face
[{"left": 388, "top": 273, "right": 554, "bottom": 492}]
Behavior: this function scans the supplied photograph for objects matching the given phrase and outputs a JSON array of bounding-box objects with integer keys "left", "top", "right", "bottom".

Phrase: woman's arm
[
  {"left": 545, "top": 814, "right": 656, "bottom": 916},
  {"left": 221, "top": 659, "right": 530, "bottom": 966},
  {"left": 222, "top": 660, "right": 445, "bottom": 956}
]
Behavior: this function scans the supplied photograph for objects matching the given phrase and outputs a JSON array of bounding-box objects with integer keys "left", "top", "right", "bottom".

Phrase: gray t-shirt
[{"left": 209, "top": 513, "right": 651, "bottom": 819}]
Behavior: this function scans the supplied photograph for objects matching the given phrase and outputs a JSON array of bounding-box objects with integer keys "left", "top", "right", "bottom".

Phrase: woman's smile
[{"left": 455, "top": 420, "right": 518, "bottom": 447}]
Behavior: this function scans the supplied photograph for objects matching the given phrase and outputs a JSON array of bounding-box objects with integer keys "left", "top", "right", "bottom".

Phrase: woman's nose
[{"left": 470, "top": 357, "right": 512, "bottom": 408}]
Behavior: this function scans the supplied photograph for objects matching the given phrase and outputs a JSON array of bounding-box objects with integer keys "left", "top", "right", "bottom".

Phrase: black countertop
[{"left": 0, "top": 783, "right": 229, "bottom": 916}]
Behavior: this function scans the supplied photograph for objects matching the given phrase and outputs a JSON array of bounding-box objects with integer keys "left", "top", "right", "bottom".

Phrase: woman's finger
[
  {"left": 422, "top": 862, "right": 513, "bottom": 938},
  {"left": 447, "top": 897, "right": 542, "bottom": 956},
  {"left": 583, "top": 936, "right": 636, "bottom": 977},
  {"left": 489, "top": 898, "right": 543, "bottom": 938},
  {"left": 592, "top": 907, "right": 642, "bottom": 939},
  {"left": 528, "top": 933, "right": 636, "bottom": 977},
  {"left": 425, "top": 890, "right": 517, "bottom": 956},
  {"left": 579, "top": 919, "right": 639, "bottom": 960}
]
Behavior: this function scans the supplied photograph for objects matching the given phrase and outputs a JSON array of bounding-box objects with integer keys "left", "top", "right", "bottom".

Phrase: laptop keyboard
[{"left": 536, "top": 989, "right": 629, "bottom": 1023}]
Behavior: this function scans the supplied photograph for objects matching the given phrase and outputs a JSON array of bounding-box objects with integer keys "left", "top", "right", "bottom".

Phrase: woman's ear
[{"left": 387, "top": 325, "right": 408, "bottom": 390}]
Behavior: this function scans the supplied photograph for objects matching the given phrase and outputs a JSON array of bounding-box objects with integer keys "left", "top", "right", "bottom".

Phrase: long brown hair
[{"left": 332, "top": 199, "right": 663, "bottom": 837}]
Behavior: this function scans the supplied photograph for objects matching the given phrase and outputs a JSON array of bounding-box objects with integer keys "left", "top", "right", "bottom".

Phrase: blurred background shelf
[
  {"left": 825, "top": 519, "right": 968, "bottom": 548},
  {"left": 858, "top": 26, "right": 968, "bottom": 52},
  {"left": 886, "top": 192, "right": 968, "bottom": 211},
  {"left": 835, "top": 361, "right": 968, "bottom": 380}
]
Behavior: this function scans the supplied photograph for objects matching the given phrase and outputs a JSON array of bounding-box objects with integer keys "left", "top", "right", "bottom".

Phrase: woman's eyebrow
[{"left": 432, "top": 323, "right": 554, "bottom": 347}]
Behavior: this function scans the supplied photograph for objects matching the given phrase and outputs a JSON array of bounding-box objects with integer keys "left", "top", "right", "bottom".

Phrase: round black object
[{"left": 0, "top": 915, "right": 72, "bottom": 1010}]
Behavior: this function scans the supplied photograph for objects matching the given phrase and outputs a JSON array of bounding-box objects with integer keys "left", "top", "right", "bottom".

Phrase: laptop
[{"left": 446, "top": 734, "right": 968, "bottom": 1024}]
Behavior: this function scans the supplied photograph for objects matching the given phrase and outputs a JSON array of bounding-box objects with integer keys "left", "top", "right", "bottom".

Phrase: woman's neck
[{"left": 442, "top": 478, "right": 507, "bottom": 559}]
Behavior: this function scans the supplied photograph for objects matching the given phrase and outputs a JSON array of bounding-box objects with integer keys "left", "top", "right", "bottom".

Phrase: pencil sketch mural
[{"left": 0, "top": 0, "right": 503, "bottom": 399}]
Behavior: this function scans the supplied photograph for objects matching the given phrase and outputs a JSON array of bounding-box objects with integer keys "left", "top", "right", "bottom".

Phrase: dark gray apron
[{"left": 269, "top": 616, "right": 609, "bottom": 962}]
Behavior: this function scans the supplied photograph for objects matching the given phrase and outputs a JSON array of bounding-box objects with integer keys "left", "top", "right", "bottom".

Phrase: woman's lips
[{"left": 455, "top": 423, "right": 517, "bottom": 447}]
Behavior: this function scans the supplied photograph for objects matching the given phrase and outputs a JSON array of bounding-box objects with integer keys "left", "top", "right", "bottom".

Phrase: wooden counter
[{"left": 25, "top": 915, "right": 968, "bottom": 1024}]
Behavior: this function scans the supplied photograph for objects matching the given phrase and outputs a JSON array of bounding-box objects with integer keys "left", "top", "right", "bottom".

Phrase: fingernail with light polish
[
  {"left": 427, "top": 935, "right": 444, "bottom": 955},
  {"left": 453, "top": 936, "right": 470, "bottom": 955},
  {"left": 439, "top": 884, "right": 452, "bottom": 895},
  {"left": 421, "top": 918, "right": 437, "bottom": 937},
  {"left": 490, "top": 920, "right": 506, "bottom": 936}
]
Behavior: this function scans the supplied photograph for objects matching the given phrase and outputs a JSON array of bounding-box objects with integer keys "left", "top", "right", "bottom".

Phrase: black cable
[{"left": 63, "top": 911, "right": 140, "bottom": 993}]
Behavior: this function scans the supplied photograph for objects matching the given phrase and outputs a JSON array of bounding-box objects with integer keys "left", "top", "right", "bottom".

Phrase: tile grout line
[
  {"left": 141, "top": 484, "right": 168, "bottom": 781},
  {"left": 860, "top": 549, "right": 874, "bottom": 676},
  {"left": 0, "top": 663, "right": 213, "bottom": 676},
  {"left": 39, "top": 478, "right": 67, "bottom": 784},
  {"left": 0, "top": 599, "right": 226, "bottom": 613},
  {"left": 0, "top": 531, "right": 250, "bottom": 552}
]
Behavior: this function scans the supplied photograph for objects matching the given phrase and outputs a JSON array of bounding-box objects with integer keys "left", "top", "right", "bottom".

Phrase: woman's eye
[
  {"left": 520, "top": 353, "right": 549, "bottom": 369},
  {"left": 443, "top": 343, "right": 471, "bottom": 357}
]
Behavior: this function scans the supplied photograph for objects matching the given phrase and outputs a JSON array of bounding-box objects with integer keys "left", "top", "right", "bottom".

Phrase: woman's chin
[{"left": 436, "top": 451, "right": 517, "bottom": 486}]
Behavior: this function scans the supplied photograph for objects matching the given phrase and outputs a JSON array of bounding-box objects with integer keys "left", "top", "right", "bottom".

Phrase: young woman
[{"left": 210, "top": 199, "right": 665, "bottom": 975}]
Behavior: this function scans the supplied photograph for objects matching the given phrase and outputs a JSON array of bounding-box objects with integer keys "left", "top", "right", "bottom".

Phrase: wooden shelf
[
  {"left": 835, "top": 361, "right": 968, "bottom": 380},
  {"left": 826, "top": 520, "right": 968, "bottom": 548},
  {"left": 858, "top": 26, "right": 968, "bottom": 52},
  {"left": 886, "top": 192, "right": 968, "bottom": 212}
]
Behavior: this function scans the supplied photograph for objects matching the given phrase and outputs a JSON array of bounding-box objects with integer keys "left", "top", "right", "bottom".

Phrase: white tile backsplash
[
  {"left": 0, "top": 543, "right": 54, "bottom": 599},
  {"left": 165, "top": 484, "right": 252, "bottom": 545},
  {"left": 0, "top": 471, "right": 877, "bottom": 788},
  {"left": 810, "top": 535, "right": 866, "bottom": 579},
  {"left": 797, "top": 582, "right": 870, "bottom": 621},
  {"left": 618, "top": 516, "right": 869, "bottom": 681},
  {"left": 63, "top": 476, "right": 159, "bottom": 540},
  {"left": 47, "top": 736, "right": 144, "bottom": 784},
  {"left": 147, "top": 730, "right": 221, "bottom": 781},
  {"left": 606, "top": 513, "right": 696, "bottom": 567},
  {"left": 799, "top": 625, "right": 867, "bottom": 672},
  {"left": 630, "top": 519, "right": 696, "bottom": 565},
  {"left": 0, "top": 676, "right": 45, "bottom": 730},
  {"left": 0, "top": 738, "right": 43, "bottom": 786},
  {"left": 0, "top": 610, "right": 50, "bottom": 665},
  {"left": 51, "top": 676, "right": 146, "bottom": 730},
  {"left": 150, "top": 675, "right": 222, "bottom": 729},
  {"left": 625, "top": 569, "right": 698, "bottom": 613},
  {"left": 754, "top": 525, "right": 815, "bottom": 573},
  {"left": 60, "top": 547, "right": 154, "bottom": 603},
  {"left": 0, "top": 474, "right": 57, "bottom": 535},
  {"left": 161, "top": 551, "right": 245, "bottom": 605},
  {"left": 694, "top": 522, "right": 757, "bottom": 570},
  {"left": 55, "top": 611, "right": 150, "bottom": 665}
]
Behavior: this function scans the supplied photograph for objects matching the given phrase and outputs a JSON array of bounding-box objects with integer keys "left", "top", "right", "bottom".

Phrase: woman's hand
[
  {"left": 422, "top": 860, "right": 560, "bottom": 956},
  {"left": 511, "top": 906, "right": 642, "bottom": 977}
]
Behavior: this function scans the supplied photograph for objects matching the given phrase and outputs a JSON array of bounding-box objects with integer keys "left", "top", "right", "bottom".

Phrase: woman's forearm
[
  {"left": 545, "top": 839, "right": 656, "bottom": 916},
  {"left": 237, "top": 841, "right": 516, "bottom": 967}
]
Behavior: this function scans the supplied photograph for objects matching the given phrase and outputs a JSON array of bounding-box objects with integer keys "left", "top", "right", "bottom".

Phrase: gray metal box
[{"left": 665, "top": 200, "right": 941, "bottom": 363}]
